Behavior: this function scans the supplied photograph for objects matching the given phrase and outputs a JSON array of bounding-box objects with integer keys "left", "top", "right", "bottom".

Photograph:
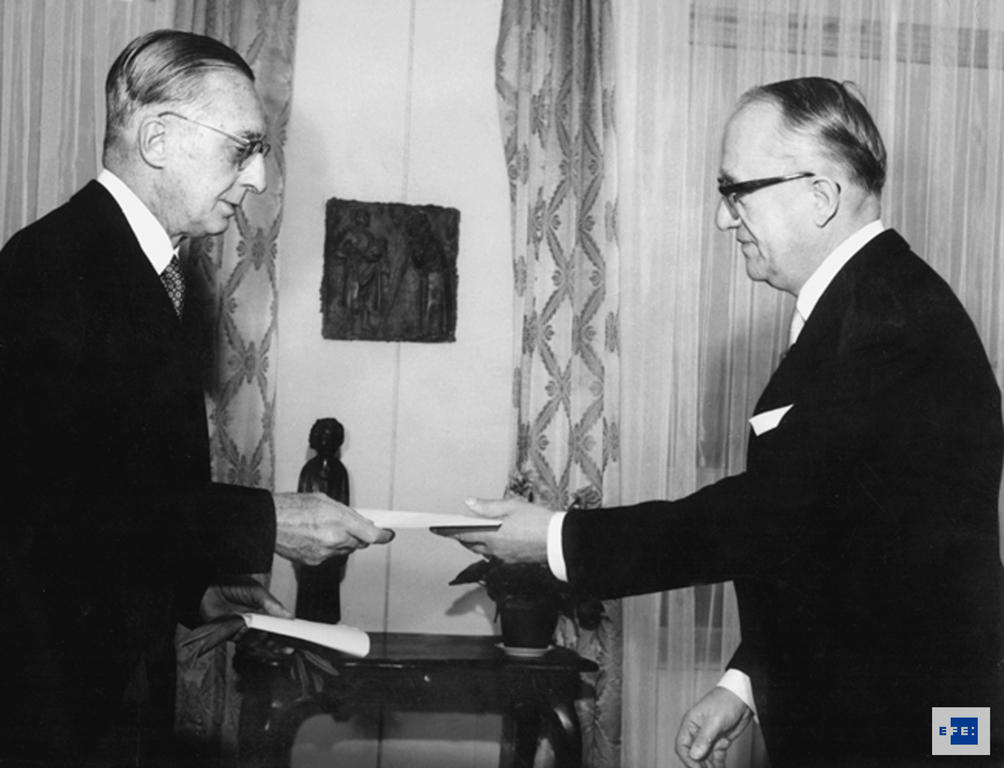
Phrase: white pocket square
[{"left": 749, "top": 404, "right": 794, "bottom": 436}]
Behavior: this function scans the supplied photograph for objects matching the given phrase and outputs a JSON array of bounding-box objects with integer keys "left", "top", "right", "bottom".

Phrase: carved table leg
[
  {"left": 235, "top": 646, "right": 316, "bottom": 768},
  {"left": 499, "top": 696, "right": 584, "bottom": 768},
  {"left": 500, "top": 700, "right": 543, "bottom": 768},
  {"left": 548, "top": 698, "right": 583, "bottom": 768}
]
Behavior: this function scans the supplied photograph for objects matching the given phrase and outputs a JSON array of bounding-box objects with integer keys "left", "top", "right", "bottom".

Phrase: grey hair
[
  {"left": 103, "top": 29, "right": 254, "bottom": 155},
  {"left": 739, "top": 77, "right": 887, "bottom": 195}
]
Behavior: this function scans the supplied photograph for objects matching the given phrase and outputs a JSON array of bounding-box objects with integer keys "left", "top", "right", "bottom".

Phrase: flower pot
[{"left": 498, "top": 594, "right": 559, "bottom": 649}]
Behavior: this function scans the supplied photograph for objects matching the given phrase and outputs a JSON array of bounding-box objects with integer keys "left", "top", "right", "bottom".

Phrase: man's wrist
[{"left": 717, "top": 668, "right": 756, "bottom": 716}]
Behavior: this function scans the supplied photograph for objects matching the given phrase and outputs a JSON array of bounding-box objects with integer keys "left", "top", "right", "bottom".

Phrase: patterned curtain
[
  {"left": 496, "top": 2, "right": 621, "bottom": 766},
  {"left": 172, "top": 1, "right": 299, "bottom": 763}
]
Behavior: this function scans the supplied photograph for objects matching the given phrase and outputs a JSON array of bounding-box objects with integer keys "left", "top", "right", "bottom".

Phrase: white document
[
  {"left": 357, "top": 508, "right": 502, "bottom": 530},
  {"left": 749, "top": 404, "right": 794, "bottom": 436},
  {"left": 241, "top": 614, "right": 370, "bottom": 657}
]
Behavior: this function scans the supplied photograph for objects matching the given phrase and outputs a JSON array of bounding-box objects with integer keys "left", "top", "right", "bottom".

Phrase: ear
[
  {"left": 137, "top": 115, "right": 169, "bottom": 169},
  {"left": 811, "top": 177, "right": 841, "bottom": 227}
]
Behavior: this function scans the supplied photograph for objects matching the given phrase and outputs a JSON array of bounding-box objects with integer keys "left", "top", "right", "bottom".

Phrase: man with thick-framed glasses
[
  {"left": 448, "top": 77, "right": 1003, "bottom": 767},
  {"left": 0, "top": 29, "right": 392, "bottom": 766},
  {"left": 717, "top": 170, "right": 816, "bottom": 220}
]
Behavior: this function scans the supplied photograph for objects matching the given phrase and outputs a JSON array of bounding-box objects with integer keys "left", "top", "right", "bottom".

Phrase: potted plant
[
  {"left": 449, "top": 557, "right": 572, "bottom": 652},
  {"left": 449, "top": 471, "right": 604, "bottom": 654}
]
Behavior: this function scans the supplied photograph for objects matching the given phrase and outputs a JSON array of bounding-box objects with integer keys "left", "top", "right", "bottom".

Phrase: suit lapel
[
  {"left": 752, "top": 310, "right": 824, "bottom": 419},
  {"left": 750, "top": 230, "right": 906, "bottom": 422},
  {"left": 73, "top": 181, "right": 182, "bottom": 334}
]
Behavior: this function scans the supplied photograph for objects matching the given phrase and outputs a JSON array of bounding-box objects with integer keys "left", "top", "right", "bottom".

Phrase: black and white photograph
[{"left": 1, "top": 1, "right": 1002, "bottom": 767}]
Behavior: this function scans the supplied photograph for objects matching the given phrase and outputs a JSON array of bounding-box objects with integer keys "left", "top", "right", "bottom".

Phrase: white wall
[
  {"left": 274, "top": 0, "right": 512, "bottom": 636},
  {"left": 275, "top": 3, "right": 512, "bottom": 763}
]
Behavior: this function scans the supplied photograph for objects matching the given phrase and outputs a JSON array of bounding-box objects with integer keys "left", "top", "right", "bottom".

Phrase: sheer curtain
[
  {"left": 0, "top": 0, "right": 177, "bottom": 243},
  {"left": 613, "top": 2, "right": 1004, "bottom": 766}
]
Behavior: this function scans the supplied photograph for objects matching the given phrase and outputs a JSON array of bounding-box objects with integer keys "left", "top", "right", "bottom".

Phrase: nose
[
  {"left": 715, "top": 197, "right": 739, "bottom": 231},
  {"left": 239, "top": 152, "right": 268, "bottom": 195}
]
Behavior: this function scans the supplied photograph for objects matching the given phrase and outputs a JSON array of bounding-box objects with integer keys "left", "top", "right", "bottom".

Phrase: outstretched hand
[
  {"left": 273, "top": 492, "right": 395, "bottom": 565},
  {"left": 181, "top": 576, "right": 292, "bottom": 657},
  {"left": 675, "top": 686, "right": 753, "bottom": 768},
  {"left": 433, "top": 497, "right": 553, "bottom": 564}
]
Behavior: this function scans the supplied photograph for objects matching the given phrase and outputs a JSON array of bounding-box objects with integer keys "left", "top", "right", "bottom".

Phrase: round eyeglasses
[{"left": 158, "top": 110, "right": 271, "bottom": 170}]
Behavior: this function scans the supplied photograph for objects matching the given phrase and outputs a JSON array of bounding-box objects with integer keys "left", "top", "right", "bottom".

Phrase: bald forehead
[
  {"left": 720, "top": 101, "right": 817, "bottom": 181},
  {"left": 190, "top": 69, "right": 266, "bottom": 138}
]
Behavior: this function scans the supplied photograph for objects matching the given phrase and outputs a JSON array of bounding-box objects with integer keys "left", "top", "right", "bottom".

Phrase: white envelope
[
  {"left": 241, "top": 614, "right": 370, "bottom": 657},
  {"left": 357, "top": 509, "right": 501, "bottom": 530},
  {"left": 749, "top": 404, "right": 794, "bottom": 436}
]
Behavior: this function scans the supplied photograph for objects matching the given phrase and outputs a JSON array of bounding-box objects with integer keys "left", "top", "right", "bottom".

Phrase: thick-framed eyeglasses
[
  {"left": 717, "top": 172, "right": 815, "bottom": 219},
  {"left": 158, "top": 110, "right": 271, "bottom": 170}
]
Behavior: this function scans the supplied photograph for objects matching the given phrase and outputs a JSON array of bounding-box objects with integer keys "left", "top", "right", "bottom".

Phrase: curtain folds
[
  {"left": 0, "top": 0, "right": 177, "bottom": 243},
  {"left": 496, "top": 1, "right": 621, "bottom": 765},
  {"left": 172, "top": 1, "right": 299, "bottom": 763},
  {"left": 614, "top": 2, "right": 1004, "bottom": 767}
]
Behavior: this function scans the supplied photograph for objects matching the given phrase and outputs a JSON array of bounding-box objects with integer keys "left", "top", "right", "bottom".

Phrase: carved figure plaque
[{"left": 321, "top": 198, "right": 459, "bottom": 342}]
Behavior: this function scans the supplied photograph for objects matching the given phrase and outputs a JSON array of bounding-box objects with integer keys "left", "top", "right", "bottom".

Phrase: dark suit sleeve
[
  {"left": 724, "top": 641, "right": 761, "bottom": 689},
  {"left": 0, "top": 227, "right": 87, "bottom": 488},
  {"left": 175, "top": 483, "right": 276, "bottom": 626},
  {"left": 202, "top": 482, "right": 276, "bottom": 574},
  {"left": 561, "top": 265, "right": 988, "bottom": 598}
]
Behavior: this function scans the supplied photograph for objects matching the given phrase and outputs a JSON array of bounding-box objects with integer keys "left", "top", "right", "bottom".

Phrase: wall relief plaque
[{"left": 321, "top": 197, "right": 459, "bottom": 342}]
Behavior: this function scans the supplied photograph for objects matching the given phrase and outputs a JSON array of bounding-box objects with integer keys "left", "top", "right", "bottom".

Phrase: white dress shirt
[
  {"left": 96, "top": 168, "right": 176, "bottom": 273},
  {"left": 789, "top": 219, "right": 886, "bottom": 346},
  {"left": 546, "top": 218, "right": 887, "bottom": 713}
]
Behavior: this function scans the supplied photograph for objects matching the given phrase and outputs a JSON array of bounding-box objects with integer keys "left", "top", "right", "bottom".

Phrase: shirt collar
[
  {"left": 96, "top": 168, "right": 176, "bottom": 274},
  {"left": 795, "top": 219, "right": 886, "bottom": 323}
]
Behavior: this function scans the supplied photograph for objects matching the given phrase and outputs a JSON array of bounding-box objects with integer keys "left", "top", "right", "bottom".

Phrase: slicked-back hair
[
  {"left": 103, "top": 29, "right": 254, "bottom": 155},
  {"left": 739, "top": 77, "right": 887, "bottom": 195}
]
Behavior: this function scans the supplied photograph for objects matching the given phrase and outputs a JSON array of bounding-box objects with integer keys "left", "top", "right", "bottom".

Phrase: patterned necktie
[{"left": 160, "top": 254, "right": 185, "bottom": 318}]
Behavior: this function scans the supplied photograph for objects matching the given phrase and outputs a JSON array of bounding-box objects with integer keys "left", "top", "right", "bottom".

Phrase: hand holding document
[
  {"left": 241, "top": 614, "right": 370, "bottom": 657},
  {"left": 433, "top": 497, "right": 552, "bottom": 564},
  {"left": 356, "top": 508, "right": 502, "bottom": 531}
]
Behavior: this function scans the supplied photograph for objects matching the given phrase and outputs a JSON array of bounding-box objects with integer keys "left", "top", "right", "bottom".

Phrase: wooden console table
[{"left": 234, "top": 631, "right": 597, "bottom": 768}]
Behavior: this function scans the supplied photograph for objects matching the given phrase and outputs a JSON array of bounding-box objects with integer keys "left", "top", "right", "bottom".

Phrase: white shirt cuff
[
  {"left": 717, "top": 668, "right": 756, "bottom": 716},
  {"left": 546, "top": 511, "right": 568, "bottom": 582}
]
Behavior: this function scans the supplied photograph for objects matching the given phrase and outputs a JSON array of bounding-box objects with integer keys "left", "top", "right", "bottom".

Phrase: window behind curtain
[
  {"left": 616, "top": 3, "right": 1004, "bottom": 767},
  {"left": 0, "top": 0, "right": 176, "bottom": 244}
]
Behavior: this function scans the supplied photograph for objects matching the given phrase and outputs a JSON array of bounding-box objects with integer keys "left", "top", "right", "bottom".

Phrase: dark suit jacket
[
  {"left": 0, "top": 181, "right": 276, "bottom": 763},
  {"left": 562, "top": 230, "right": 1004, "bottom": 766}
]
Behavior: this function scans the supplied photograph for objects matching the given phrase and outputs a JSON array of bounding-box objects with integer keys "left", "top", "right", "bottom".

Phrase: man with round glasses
[
  {"left": 0, "top": 30, "right": 391, "bottom": 765},
  {"left": 448, "top": 77, "right": 1003, "bottom": 766}
]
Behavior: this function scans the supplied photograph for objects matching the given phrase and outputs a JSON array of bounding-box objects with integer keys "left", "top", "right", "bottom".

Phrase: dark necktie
[{"left": 160, "top": 254, "right": 185, "bottom": 318}]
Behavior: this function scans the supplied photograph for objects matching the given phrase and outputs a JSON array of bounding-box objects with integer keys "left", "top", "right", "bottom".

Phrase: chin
[{"left": 202, "top": 219, "right": 233, "bottom": 237}]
